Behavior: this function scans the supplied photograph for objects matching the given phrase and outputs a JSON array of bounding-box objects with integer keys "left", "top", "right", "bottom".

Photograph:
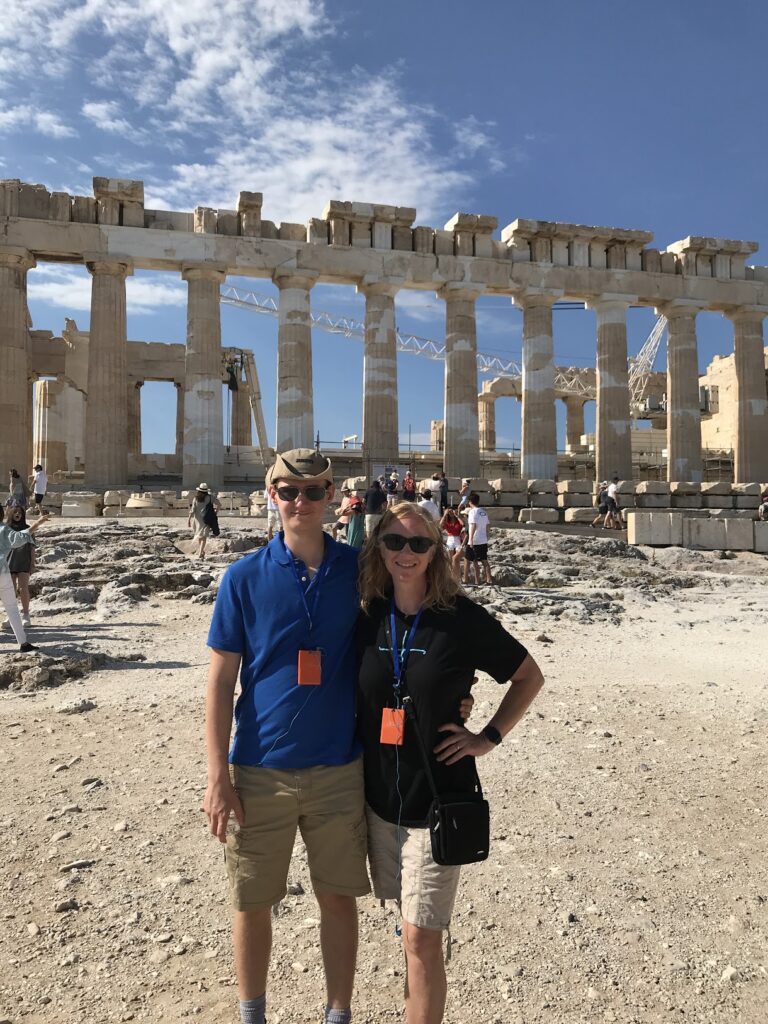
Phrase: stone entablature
[{"left": 3, "top": 177, "right": 766, "bottom": 306}]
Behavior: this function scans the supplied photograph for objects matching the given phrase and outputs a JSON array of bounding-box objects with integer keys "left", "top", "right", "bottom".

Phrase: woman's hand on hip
[{"left": 434, "top": 722, "right": 494, "bottom": 765}]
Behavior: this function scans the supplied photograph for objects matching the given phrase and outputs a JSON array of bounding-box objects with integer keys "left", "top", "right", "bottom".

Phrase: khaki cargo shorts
[
  {"left": 366, "top": 806, "right": 461, "bottom": 930},
  {"left": 226, "top": 758, "right": 370, "bottom": 911}
]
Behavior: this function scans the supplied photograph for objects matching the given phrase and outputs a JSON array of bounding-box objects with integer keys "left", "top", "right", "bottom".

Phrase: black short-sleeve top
[{"left": 356, "top": 596, "right": 528, "bottom": 827}]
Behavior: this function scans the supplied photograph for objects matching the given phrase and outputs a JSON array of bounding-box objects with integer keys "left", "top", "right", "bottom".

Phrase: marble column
[
  {"left": 84, "top": 257, "right": 132, "bottom": 488},
  {"left": 127, "top": 381, "right": 143, "bottom": 458},
  {"left": 174, "top": 382, "right": 184, "bottom": 458},
  {"left": 231, "top": 373, "right": 253, "bottom": 446},
  {"left": 0, "top": 248, "right": 35, "bottom": 476},
  {"left": 478, "top": 395, "right": 496, "bottom": 451},
  {"left": 518, "top": 293, "right": 557, "bottom": 479},
  {"left": 657, "top": 304, "right": 702, "bottom": 482},
  {"left": 440, "top": 287, "right": 481, "bottom": 478},
  {"left": 274, "top": 271, "right": 317, "bottom": 451},
  {"left": 728, "top": 308, "right": 768, "bottom": 482},
  {"left": 564, "top": 396, "right": 585, "bottom": 449},
  {"left": 590, "top": 298, "right": 632, "bottom": 483},
  {"left": 358, "top": 280, "right": 399, "bottom": 468},
  {"left": 181, "top": 263, "right": 226, "bottom": 489}
]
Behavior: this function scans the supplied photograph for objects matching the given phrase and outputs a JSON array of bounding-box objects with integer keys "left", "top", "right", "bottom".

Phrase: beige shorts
[
  {"left": 365, "top": 513, "right": 382, "bottom": 535},
  {"left": 226, "top": 759, "right": 370, "bottom": 911},
  {"left": 267, "top": 510, "right": 281, "bottom": 530},
  {"left": 366, "top": 806, "right": 461, "bottom": 930}
]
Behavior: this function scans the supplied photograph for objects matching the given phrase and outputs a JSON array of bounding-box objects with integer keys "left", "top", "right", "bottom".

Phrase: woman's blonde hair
[{"left": 358, "top": 501, "right": 462, "bottom": 612}]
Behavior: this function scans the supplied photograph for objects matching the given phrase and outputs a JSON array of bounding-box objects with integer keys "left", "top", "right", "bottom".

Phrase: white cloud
[
  {"left": 0, "top": 103, "right": 76, "bottom": 138},
  {"left": 1, "top": 0, "right": 508, "bottom": 226},
  {"left": 82, "top": 100, "right": 133, "bottom": 135},
  {"left": 27, "top": 266, "right": 187, "bottom": 316}
]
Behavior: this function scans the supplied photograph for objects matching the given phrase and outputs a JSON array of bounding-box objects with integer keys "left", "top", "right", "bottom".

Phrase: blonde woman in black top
[{"left": 357, "top": 503, "right": 544, "bottom": 1023}]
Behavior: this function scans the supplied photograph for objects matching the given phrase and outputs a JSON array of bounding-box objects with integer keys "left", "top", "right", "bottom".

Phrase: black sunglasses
[
  {"left": 380, "top": 533, "right": 436, "bottom": 554},
  {"left": 275, "top": 484, "right": 328, "bottom": 502}
]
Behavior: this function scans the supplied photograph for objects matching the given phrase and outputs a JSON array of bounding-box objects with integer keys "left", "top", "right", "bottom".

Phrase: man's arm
[{"left": 203, "top": 649, "right": 245, "bottom": 842}]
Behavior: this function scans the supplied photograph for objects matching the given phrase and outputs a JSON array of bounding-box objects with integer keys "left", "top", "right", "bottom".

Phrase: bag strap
[
  {"left": 402, "top": 695, "right": 484, "bottom": 801},
  {"left": 387, "top": 612, "right": 484, "bottom": 801}
]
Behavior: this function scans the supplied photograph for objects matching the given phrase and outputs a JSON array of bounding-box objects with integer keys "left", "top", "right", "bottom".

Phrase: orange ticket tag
[
  {"left": 380, "top": 707, "right": 405, "bottom": 745},
  {"left": 297, "top": 649, "right": 322, "bottom": 686}
]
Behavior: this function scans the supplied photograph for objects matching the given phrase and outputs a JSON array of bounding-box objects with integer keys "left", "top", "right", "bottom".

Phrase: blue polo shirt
[{"left": 207, "top": 533, "right": 361, "bottom": 769}]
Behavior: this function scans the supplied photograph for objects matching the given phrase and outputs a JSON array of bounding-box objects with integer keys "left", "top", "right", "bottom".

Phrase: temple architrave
[{"left": 2, "top": 177, "right": 767, "bottom": 489}]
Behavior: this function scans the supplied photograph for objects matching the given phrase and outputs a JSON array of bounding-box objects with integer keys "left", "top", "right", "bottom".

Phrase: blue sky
[{"left": 2, "top": 0, "right": 766, "bottom": 454}]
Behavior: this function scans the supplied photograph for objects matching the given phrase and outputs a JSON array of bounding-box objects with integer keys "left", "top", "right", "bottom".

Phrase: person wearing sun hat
[
  {"left": 203, "top": 448, "right": 369, "bottom": 1024},
  {"left": 187, "top": 482, "right": 220, "bottom": 559}
]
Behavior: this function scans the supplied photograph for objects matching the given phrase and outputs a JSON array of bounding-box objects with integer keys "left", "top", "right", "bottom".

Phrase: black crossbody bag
[{"left": 402, "top": 695, "right": 490, "bottom": 866}]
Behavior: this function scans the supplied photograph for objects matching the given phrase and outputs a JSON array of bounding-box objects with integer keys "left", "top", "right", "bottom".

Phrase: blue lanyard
[
  {"left": 389, "top": 596, "right": 423, "bottom": 695},
  {"left": 290, "top": 557, "right": 327, "bottom": 639}
]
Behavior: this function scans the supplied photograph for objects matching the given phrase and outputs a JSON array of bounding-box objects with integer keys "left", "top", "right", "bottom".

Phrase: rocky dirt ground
[{"left": 1, "top": 519, "right": 766, "bottom": 1024}]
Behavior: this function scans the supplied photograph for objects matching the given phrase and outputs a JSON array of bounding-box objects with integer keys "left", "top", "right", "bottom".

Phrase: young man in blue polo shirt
[{"left": 204, "top": 449, "right": 369, "bottom": 1024}]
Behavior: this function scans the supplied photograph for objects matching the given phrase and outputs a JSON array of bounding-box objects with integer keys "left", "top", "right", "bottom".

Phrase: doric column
[
  {"left": 274, "top": 270, "right": 317, "bottom": 451},
  {"left": 0, "top": 247, "right": 35, "bottom": 476},
  {"left": 588, "top": 297, "right": 632, "bottom": 483},
  {"left": 174, "top": 382, "right": 184, "bottom": 458},
  {"left": 656, "top": 303, "right": 702, "bottom": 482},
  {"left": 84, "top": 257, "right": 133, "bottom": 488},
  {"left": 517, "top": 292, "right": 558, "bottom": 479},
  {"left": 231, "top": 374, "right": 253, "bottom": 446},
  {"left": 478, "top": 395, "right": 496, "bottom": 452},
  {"left": 357, "top": 279, "right": 400, "bottom": 468},
  {"left": 564, "top": 396, "right": 585, "bottom": 449},
  {"left": 728, "top": 308, "right": 767, "bottom": 482},
  {"left": 181, "top": 263, "right": 226, "bottom": 489},
  {"left": 127, "top": 381, "right": 143, "bottom": 458},
  {"left": 439, "top": 286, "right": 481, "bottom": 478}
]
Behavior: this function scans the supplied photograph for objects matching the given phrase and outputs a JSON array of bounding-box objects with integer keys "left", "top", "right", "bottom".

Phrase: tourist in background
[
  {"left": 440, "top": 507, "right": 465, "bottom": 579},
  {"left": 0, "top": 506, "right": 49, "bottom": 652},
  {"left": 759, "top": 488, "right": 768, "bottom": 522},
  {"left": 345, "top": 496, "right": 366, "bottom": 549},
  {"left": 606, "top": 476, "right": 624, "bottom": 529},
  {"left": 591, "top": 482, "right": 610, "bottom": 528},
  {"left": 8, "top": 469, "right": 30, "bottom": 510},
  {"left": 438, "top": 471, "right": 449, "bottom": 513},
  {"left": 385, "top": 472, "right": 399, "bottom": 506},
  {"left": 464, "top": 493, "right": 493, "bottom": 585},
  {"left": 417, "top": 488, "right": 441, "bottom": 521},
  {"left": 188, "top": 483, "right": 220, "bottom": 559},
  {"left": 5, "top": 501, "right": 35, "bottom": 629},
  {"left": 332, "top": 486, "right": 354, "bottom": 542},
  {"left": 30, "top": 463, "right": 48, "bottom": 515},
  {"left": 356, "top": 502, "right": 544, "bottom": 1024},
  {"left": 457, "top": 478, "right": 471, "bottom": 510},
  {"left": 264, "top": 484, "right": 281, "bottom": 541},
  {"left": 363, "top": 478, "right": 387, "bottom": 537},
  {"left": 401, "top": 471, "right": 417, "bottom": 502}
]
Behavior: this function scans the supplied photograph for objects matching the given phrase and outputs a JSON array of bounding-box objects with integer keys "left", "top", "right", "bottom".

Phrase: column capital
[
  {"left": 585, "top": 295, "right": 634, "bottom": 315},
  {"left": 85, "top": 255, "right": 133, "bottom": 278},
  {"left": 0, "top": 246, "right": 36, "bottom": 272},
  {"left": 181, "top": 262, "right": 227, "bottom": 283},
  {"left": 722, "top": 305, "right": 767, "bottom": 324},
  {"left": 437, "top": 284, "right": 482, "bottom": 303},
  {"left": 512, "top": 288, "right": 560, "bottom": 310},
  {"left": 654, "top": 299, "right": 704, "bottom": 319},
  {"left": 356, "top": 275, "right": 402, "bottom": 297},
  {"left": 272, "top": 268, "right": 318, "bottom": 290}
]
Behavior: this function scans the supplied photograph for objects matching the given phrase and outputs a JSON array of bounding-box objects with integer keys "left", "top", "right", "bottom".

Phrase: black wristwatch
[{"left": 482, "top": 724, "right": 502, "bottom": 746}]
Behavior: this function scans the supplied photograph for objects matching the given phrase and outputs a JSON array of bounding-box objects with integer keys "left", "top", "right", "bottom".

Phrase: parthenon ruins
[{"left": 1, "top": 176, "right": 767, "bottom": 489}]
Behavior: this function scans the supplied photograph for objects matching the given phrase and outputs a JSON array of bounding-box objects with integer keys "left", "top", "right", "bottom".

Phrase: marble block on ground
[
  {"left": 518, "top": 508, "right": 559, "bottom": 524},
  {"left": 669, "top": 481, "right": 701, "bottom": 495},
  {"left": 635, "top": 480, "right": 670, "bottom": 496},
  {"left": 754, "top": 522, "right": 768, "bottom": 553},
  {"left": 557, "top": 494, "right": 593, "bottom": 508},
  {"left": 564, "top": 508, "right": 598, "bottom": 524},
  {"left": 628, "top": 512, "right": 682, "bottom": 547},
  {"left": 557, "top": 480, "right": 593, "bottom": 494}
]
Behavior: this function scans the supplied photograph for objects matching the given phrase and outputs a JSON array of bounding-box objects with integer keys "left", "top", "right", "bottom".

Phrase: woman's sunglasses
[
  {"left": 380, "top": 533, "right": 436, "bottom": 554},
  {"left": 275, "top": 484, "right": 328, "bottom": 502}
]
